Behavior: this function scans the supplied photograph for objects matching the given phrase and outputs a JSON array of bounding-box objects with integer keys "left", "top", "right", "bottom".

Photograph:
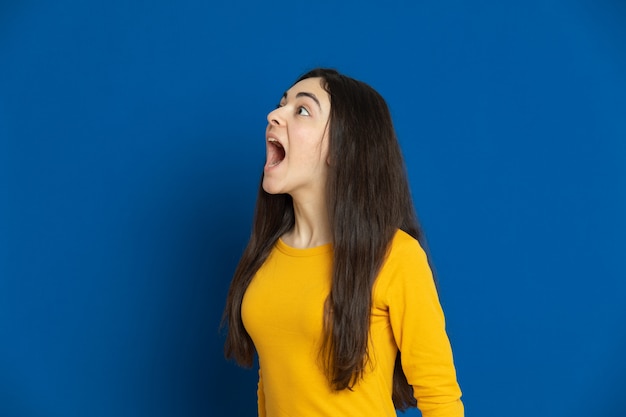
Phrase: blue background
[{"left": 1, "top": 1, "right": 625, "bottom": 416}]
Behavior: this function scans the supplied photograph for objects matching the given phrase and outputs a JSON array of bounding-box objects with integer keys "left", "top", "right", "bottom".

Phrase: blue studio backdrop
[{"left": 1, "top": 1, "right": 625, "bottom": 416}]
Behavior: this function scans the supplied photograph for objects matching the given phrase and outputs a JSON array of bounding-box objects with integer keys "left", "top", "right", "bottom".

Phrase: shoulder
[
  {"left": 373, "top": 229, "right": 433, "bottom": 300},
  {"left": 386, "top": 229, "right": 428, "bottom": 265}
]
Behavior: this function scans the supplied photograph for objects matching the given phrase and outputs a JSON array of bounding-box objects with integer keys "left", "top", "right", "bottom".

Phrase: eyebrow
[{"left": 281, "top": 91, "right": 322, "bottom": 111}]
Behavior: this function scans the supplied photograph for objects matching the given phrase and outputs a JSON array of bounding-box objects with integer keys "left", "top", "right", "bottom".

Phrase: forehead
[{"left": 284, "top": 77, "right": 330, "bottom": 105}]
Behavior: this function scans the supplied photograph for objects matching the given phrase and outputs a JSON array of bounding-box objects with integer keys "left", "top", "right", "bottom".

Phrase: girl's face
[{"left": 262, "top": 77, "right": 331, "bottom": 200}]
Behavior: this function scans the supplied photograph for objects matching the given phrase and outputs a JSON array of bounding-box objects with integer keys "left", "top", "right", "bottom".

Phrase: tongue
[{"left": 268, "top": 143, "right": 285, "bottom": 166}]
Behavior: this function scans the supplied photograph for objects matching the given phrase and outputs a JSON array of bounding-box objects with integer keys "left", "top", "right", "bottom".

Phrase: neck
[{"left": 282, "top": 194, "right": 331, "bottom": 249}]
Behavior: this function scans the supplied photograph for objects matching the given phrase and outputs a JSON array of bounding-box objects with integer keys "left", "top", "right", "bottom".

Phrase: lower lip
[{"left": 264, "top": 160, "right": 283, "bottom": 172}]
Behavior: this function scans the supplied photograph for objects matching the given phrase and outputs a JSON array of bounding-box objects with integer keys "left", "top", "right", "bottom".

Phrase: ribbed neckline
[{"left": 275, "top": 238, "right": 333, "bottom": 257}]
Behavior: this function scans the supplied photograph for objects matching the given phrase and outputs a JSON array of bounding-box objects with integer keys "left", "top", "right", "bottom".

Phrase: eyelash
[{"left": 274, "top": 103, "right": 310, "bottom": 116}]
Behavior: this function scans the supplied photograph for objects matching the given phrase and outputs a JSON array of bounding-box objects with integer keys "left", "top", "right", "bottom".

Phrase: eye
[{"left": 297, "top": 106, "right": 310, "bottom": 116}]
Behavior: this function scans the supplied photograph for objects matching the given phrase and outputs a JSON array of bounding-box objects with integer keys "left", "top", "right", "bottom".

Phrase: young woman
[{"left": 223, "top": 68, "right": 464, "bottom": 417}]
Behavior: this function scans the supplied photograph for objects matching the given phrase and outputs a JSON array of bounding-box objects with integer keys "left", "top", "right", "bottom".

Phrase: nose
[{"left": 267, "top": 107, "right": 283, "bottom": 126}]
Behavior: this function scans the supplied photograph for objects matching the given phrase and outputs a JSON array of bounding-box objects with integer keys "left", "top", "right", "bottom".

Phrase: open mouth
[{"left": 267, "top": 138, "right": 285, "bottom": 167}]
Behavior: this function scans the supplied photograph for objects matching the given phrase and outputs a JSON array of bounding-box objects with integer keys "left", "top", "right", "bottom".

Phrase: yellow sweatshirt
[{"left": 242, "top": 229, "right": 463, "bottom": 417}]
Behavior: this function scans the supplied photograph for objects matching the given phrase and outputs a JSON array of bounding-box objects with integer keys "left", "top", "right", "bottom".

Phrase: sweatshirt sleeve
[
  {"left": 384, "top": 237, "right": 464, "bottom": 417},
  {"left": 257, "top": 367, "right": 266, "bottom": 417}
]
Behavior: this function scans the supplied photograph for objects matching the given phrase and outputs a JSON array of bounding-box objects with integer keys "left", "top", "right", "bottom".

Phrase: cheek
[
  {"left": 289, "top": 125, "right": 330, "bottom": 164},
  {"left": 289, "top": 128, "right": 313, "bottom": 150}
]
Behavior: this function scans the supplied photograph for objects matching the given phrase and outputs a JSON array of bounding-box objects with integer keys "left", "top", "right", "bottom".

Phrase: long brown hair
[{"left": 223, "top": 68, "right": 424, "bottom": 410}]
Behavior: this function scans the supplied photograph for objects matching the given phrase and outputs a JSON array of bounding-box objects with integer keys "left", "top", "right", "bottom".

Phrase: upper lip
[{"left": 266, "top": 134, "right": 284, "bottom": 147}]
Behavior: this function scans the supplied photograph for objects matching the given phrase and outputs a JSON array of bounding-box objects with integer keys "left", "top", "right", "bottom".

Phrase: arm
[
  {"left": 257, "top": 367, "right": 266, "bottom": 417},
  {"left": 386, "top": 239, "right": 464, "bottom": 417}
]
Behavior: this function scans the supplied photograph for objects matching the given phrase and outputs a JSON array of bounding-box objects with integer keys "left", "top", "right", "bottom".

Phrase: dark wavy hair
[{"left": 222, "top": 68, "right": 424, "bottom": 410}]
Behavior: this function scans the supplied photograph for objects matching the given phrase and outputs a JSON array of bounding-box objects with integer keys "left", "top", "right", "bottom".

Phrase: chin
[{"left": 261, "top": 178, "right": 281, "bottom": 195}]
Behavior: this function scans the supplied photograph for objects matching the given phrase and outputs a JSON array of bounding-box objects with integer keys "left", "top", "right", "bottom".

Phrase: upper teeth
[{"left": 268, "top": 138, "right": 282, "bottom": 146}]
